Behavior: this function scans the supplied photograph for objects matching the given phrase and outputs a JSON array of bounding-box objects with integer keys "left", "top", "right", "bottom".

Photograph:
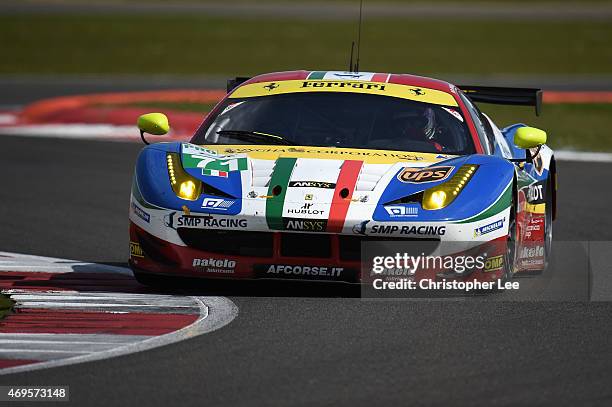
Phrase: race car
[{"left": 128, "top": 70, "right": 555, "bottom": 286}]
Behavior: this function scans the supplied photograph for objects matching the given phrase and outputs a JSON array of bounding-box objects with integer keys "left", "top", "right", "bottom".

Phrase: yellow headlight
[
  {"left": 423, "top": 190, "right": 448, "bottom": 210},
  {"left": 179, "top": 180, "right": 198, "bottom": 200},
  {"left": 166, "top": 153, "right": 202, "bottom": 201},
  {"left": 421, "top": 165, "right": 478, "bottom": 210}
]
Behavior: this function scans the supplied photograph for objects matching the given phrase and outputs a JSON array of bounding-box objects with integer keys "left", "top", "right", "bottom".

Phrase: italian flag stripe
[
  {"left": 327, "top": 160, "right": 363, "bottom": 233},
  {"left": 371, "top": 73, "right": 389, "bottom": 83},
  {"left": 265, "top": 157, "right": 297, "bottom": 230},
  {"left": 307, "top": 71, "right": 327, "bottom": 79}
]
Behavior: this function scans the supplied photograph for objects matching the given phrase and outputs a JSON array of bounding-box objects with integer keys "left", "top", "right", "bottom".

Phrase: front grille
[
  {"left": 178, "top": 229, "right": 439, "bottom": 262},
  {"left": 339, "top": 235, "right": 441, "bottom": 261},
  {"left": 177, "top": 228, "right": 274, "bottom": 257},
  {"left": 280, "top": 232, "right": 331, "bottom": 258}
]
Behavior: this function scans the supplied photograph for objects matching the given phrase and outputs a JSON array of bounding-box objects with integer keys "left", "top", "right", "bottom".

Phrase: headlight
[
  {"left": 422, "top": 165, "right": 478, "bottom": 210},
  {"left": 166, "top": 153, "right": 202, "bottom": 200}
]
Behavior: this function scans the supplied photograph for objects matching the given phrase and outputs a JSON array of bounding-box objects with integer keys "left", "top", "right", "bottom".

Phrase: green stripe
[
  {"left": 307, "top": 71, "right": 326, "bottom": 79},
  {"left": 266, "top": 157, "right": 297, "bottom": 229},
  {"left": 457, "top": 182, "right": 512, "bottom": 224}
]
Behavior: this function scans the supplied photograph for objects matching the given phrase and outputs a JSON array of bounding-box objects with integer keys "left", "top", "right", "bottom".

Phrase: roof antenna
[{"left": 354, "top": 0, "right": 363, "bottom": 72}]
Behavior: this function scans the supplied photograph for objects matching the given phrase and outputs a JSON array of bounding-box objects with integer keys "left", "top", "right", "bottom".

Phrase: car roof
[{"left": 242, "top": 70, "right": 456, "bottom": 93}]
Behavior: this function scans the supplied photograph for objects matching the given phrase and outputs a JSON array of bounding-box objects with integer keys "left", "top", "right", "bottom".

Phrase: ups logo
[{"left": 398, "top": 166, "right": 454, "bottom": 183}]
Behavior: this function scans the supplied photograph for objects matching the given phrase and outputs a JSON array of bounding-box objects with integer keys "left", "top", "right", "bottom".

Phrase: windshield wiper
[{"left": 216, "top": 130, "right": 296, "bottom": 145}]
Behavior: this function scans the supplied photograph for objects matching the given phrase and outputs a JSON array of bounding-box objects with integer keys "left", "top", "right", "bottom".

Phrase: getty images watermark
[{"left": 368, "top": 252, "right": 520, "bottom": 292}]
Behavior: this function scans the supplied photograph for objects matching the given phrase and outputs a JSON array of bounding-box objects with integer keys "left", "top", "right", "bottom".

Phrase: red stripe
[
  {"left": 327, "top": 160, "right": 363, "bottom": 233},
  {"left": 371, "top": 73, "right": 389, "bottom": 83},
  {"left": 0, "top": 309, "right": 197, "bottom": 336},
  {"left": 0, "top": 271, "right": 148, "bottom": 293},
  {"left": 0, "top": 359, "right": 38, "bottom": 369}
]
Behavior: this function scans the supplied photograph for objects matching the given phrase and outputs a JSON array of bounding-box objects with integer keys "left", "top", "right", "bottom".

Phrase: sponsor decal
[
  {"left": 219, "top": 101, "right": 244, "bottom": 116},
  {"left": 228, "top": 80, "right": 458, "bottom": 107},
  {"left": 301, "top": 80, "right": 386, "bottom": 91},
  {"left": 202, "top": 197, "right": 235, "bottom": 211},
  {"left": 286, "top": 202, "right": 325, "bottom": 216},
  {"left": 181, "top": 143, "right": 218, "bottom": 157},
  {"left": 352, "top": 220, "right": 370, "bottom": 235},
  {"left": 181, "top": 145, "right": 248, "bottom": 177},
  {"left": 129, "top": 241, "right": 144, "bottom": 258},
  {"left": 264, "top": 82, "right": 279, "bottom": 91},
  {"left": 525, "top": 217, "right": 543, "bottom": 238},
  {"left": 398, "top": 166, "right": 454, "bottom": 183},
  {"left": 370, "top": 224, "right": 446, "bottom": 236},
  {"left": 131, "top": 202, "right": 150, "bottom": 223},
  {"left": 305, "top": 194, "right": 313, "bottom": 201},
  {"left": 384, "top": 205, "right": 419, "bottom": 218},
  {"left": 519, "top": 245, "right": 544, "bottom": 259},
  {"left": 441, "top": 107, "right": 464, "bottom": 122},
  {"left": 527, "top": 182, "right": 545, "bottom": 203},
  {"left": 208, "top": 145, "right": 426, "bottom": 163},
  {"left": 483, "top": 255, "right": 504, "bottom": 272},
  {"left": 288, "top": 181, "right": 335, "bottom": 189},
  {"left": 193, "top": 258, "right": 236, "bottom": 274},
  {"left": 284, "top": 218, "right": 327, "bottom": 232},
  {"left": 177, "top": 216, "right": 247, "bottom": 229},
  {"left": 256, "top": 264, "right": 344, "bottom": 278},
  {"left": 474, "top": 218, "right": 505, "bottom": 237}
]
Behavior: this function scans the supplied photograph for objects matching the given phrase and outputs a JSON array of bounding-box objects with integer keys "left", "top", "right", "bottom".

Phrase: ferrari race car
[{"left": 128, "top": 70, "right": 556, "bottom": 286}]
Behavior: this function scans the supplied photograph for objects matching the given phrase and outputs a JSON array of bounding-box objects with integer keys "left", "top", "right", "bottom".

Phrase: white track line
[
  {"left": 554, "top": 150, "right": 612, "bottom": 163},
  {"left": 0, "top": 252, "right": 239, "bottom": 375}
]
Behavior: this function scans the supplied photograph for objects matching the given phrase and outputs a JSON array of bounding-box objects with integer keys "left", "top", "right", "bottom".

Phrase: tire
[
  {"left": 132, "top": 269, "right": 185, "bottom": 290},
  {"left": 502, "top": 182, "right": 518, "bottom": 282},
  {"left": 541, "top": 174, "right": 554, "bottom": 272}
]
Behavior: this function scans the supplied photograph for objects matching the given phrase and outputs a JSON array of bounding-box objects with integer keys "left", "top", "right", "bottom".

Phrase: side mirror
[
  {"left": 514, "top": 126, "right": 546, "bottom": 149},
  {"left": 137, "top": 113, "right": 169, "bottom": 144}
]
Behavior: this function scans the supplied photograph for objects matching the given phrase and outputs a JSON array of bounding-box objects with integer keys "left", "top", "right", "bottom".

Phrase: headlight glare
[
  {"left": 166, "top": 153, "right": 202, "bottom": 201},
  {"left": 422, "top": 165, "right": 478, "bottom": 210}
]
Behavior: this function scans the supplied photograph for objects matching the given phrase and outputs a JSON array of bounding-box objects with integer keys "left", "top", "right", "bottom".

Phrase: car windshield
[{"left": 193, "top": 92, "right": 475, "bottom": 154}]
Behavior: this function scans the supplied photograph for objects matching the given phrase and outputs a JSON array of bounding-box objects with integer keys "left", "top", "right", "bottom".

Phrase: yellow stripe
[
  {"left": 230, "top": 80, "right": 458, "bottom": 107},
  {"left": 525, "top": 203, "right": 546, "bottom": 214},
  {"left": 202, "top": 145, "right": 453, "bottom": 164}
]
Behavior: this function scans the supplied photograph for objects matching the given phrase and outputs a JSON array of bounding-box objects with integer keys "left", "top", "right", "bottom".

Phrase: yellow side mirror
[
  {"left": 137, "top": 113, "right": 169, "bottom": 136},
  {"left": 514, "top": 126, "right": 547, "bottom": 149}
]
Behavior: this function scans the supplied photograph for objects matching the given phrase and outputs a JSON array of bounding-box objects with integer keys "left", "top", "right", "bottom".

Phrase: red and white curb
[{"left": 0, "top": 252, "right": 238, "bottom": 375}]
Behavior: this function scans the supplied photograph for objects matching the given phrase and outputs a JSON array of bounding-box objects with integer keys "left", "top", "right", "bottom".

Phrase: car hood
[{"left": 180, "top": 143, "right": 466, "bottom": 203}]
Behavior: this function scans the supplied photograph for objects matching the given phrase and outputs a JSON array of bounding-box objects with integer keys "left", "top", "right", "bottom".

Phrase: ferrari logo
[
  {"left": 264, "top": 82, "right": 279, "bottom": 91},
  {"left": 305, "top": 194, "right": 313, "bottom": 201}
]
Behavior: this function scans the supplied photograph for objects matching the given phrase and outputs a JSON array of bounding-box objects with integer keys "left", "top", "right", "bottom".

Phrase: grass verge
[
  {"left": 0, "top": 294, "right": 14, "bottom": 320},
  {"left": 1, "top": 15, "right": 610, "bottom": 75},
  {"left": 479, "top": 103, "right": 612, "bottom": 152}
]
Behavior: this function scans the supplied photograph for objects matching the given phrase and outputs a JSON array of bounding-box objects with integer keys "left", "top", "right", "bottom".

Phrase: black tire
[
  {"left": 132, "top": 269, "right": 185, "bottom": 290},
  {"left": 541, "top": 174, "right": 554, "bottom": 272},
  {"left": 501, "top": 182, "right": 518, "bottom": 282}
]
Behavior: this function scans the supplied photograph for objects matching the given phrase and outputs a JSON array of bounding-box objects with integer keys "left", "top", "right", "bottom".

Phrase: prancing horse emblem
[{"left": 264, "top": 83, "right": 279, "bottom": 91}]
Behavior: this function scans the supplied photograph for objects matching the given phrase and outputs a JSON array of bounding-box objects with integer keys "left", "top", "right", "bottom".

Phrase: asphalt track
[{"left": 0, "top": 133, "right": 611, "bottom": 406}]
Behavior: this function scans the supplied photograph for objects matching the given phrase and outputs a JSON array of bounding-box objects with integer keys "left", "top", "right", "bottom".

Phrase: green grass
[
  {"left": 1, "top": 15, "right": 610, "bottom": 75},
  {"left": 0, "top": 294, "right": 14, "bottom": 320},
  {"left": 479, "top": 103, "right": 612, "bottom": 152}
]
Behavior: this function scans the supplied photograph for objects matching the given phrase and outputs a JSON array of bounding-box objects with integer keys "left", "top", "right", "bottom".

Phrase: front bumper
[{"left": 129, "top": 221, "right": 508, "bottom": 283}]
